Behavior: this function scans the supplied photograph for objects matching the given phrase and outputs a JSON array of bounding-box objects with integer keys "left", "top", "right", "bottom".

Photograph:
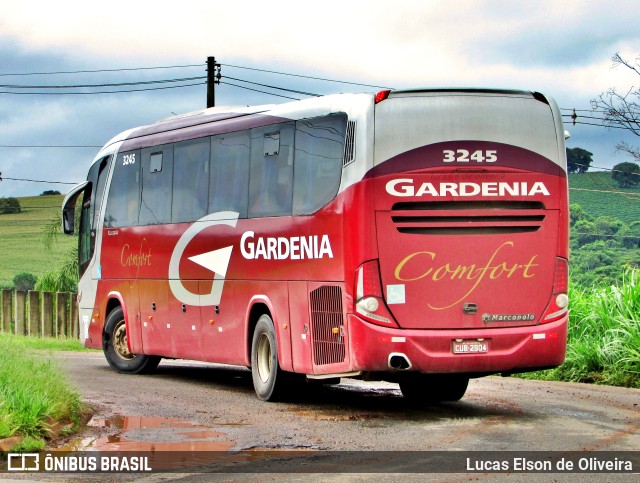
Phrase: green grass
[
  {"left": 0, "top": 333, "right": 86, "bottom": 450},
  {"left": 568, "top": 172, "right": 640, "bottom": 225},
  {"left": 0, "top": 195, "right": 77, "bottom": 288},
  {"left": 523, "top": 270, "right": 640, "bottom": 388},
  {"left": 2, "top": 333, "right": 92, "bottom": 352}
]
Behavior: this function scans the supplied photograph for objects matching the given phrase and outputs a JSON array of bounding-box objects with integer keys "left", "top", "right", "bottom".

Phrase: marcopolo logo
[{"left": 385, "top": 178, "right": 550, "bottom": 198}]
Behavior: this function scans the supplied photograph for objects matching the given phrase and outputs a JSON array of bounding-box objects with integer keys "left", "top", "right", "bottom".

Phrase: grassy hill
[
  {"left": 0, "top": 195, "right": 77, "bottom": 288},
  {"left": 568, "top": 172, "right": 640, "bottom": 224}
]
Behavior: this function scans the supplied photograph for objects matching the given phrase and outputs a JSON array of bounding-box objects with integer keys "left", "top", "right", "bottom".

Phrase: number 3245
[{"left": 443, "top": 149, "right": 497, "bottom": 163}]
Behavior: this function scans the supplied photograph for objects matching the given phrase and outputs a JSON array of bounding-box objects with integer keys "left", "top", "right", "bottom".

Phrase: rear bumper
[{"left": 347, "top": 314, "right": 568, "bottom": 375}]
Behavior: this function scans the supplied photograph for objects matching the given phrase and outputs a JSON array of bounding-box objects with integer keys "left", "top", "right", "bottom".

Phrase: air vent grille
[
  {"left": 309, "top": 286, "right": 346, "bottom": 366},
  {"left": 391, "top": 201, "right": 546, "bottom": 235},
  {"left": 342, "top": 121, "right": 356, "bottom": 166}
]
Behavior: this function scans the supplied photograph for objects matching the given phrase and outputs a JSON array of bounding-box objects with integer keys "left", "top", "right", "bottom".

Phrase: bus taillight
[
  {"left": 375, "top": 90, "right": 392, "bottom": 104},
  {"left": 543, "top": 258, "right": 569, "bottom": 323},
  {"left": 354, "top": 260, "right": 398, "bottom": 327}
]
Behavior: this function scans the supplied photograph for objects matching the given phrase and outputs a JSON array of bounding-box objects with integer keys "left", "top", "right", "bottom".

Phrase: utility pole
[{"left": 207, "top": 56, "right": 221, "bottom": 108}]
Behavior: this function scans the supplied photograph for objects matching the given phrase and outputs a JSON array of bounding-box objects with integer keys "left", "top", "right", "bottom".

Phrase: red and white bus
[{"left": 63, "top": 89, "right": 569, "bottom": 402}]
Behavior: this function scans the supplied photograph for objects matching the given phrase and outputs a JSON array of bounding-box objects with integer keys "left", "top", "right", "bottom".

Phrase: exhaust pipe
[{"left": 388, "top": 353, "right": 412, "bottom": 370}]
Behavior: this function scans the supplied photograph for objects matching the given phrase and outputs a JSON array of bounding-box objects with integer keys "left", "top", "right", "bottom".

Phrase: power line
[
  {"left": 2, "top": 177, "right": 79, "bottom": 185},
  {"left": 565, "top": 120, "right": 633, "bottom": 130},
  {"left": 561, "top": 107, "right": 637, "bottom": 115},
  {"left": 0, "top": 76, "right": 205, "bottom": 89},
  {"left": 570, "top": 187, "right": 640, "bottom": 198},
  {"left": 572, "top": 231, "right": 640, "bottom": 240},
  {"left": 220, "top": 81, "right": 301, "bottom": 100},
  {"left": 224, "top": 76, "right": 321, "bottom": 97},
  {"left": 222, "top": 63, "right": 393, "bottom": 89},
  {"left": 562, "top": 113, "right": 609, "bottom": 122},
  {"left": 0, "top": 60, "right": 391, "bottom": 91},
  {"left": 570, "top": 162, "right": 640, "bottom": 177},
  {"left": 0, "top": 63, "right": 204, "bottom": 77},
  {"left": 0, "top": 81, "right": 205, "bottom": 95},
  {"left": 0, "top": 144, "right": 102, "bottom": 148}
]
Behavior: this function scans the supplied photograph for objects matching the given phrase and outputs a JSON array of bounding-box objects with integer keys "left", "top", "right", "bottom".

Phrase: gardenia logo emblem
[
  {"left": 385, "top": 178, "right": 550, "bottom": 197},
  {"left": 168, "top": 211, "right": 238, "bottom": 307}
]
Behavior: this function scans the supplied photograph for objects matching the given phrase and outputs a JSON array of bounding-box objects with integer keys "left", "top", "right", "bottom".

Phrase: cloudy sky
[{"left": 1, "top": 0, "right": 638, "bottom": 197}]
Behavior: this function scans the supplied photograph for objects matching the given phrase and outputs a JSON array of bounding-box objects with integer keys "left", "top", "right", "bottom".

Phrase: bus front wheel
[
  {"left": 103, "top": 307, "right": 161, "bottom": 374},
  {"left": 251, "top": 314, "right": 290, "bottom": 401}
]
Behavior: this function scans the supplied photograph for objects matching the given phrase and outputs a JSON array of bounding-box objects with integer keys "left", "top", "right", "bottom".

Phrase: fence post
[
  {"left": 1, "top": 289, "right": 12, "bottom": 332},
  {"left": 71, "top": 293, "right": 79, "bottom": 338},
  {"left": 14, "top": 290, "right": 26, "bottom": 335},
  {"left": 41, "top": 291, "right": 54, "bottom": 337},
  {"left": 28, "top": 291, "right": 41, "bottom": 336},
  {"left": 56, "top": 292, "right": 69, "bottom": 337}
]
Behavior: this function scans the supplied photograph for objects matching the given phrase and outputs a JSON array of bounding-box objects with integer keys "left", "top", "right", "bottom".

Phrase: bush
[
  {"left": 0, "top": 197, "right": 21, "bottom": 214},
  {"left": 12, "top": 272, "right": 37, "bottom": 291}
]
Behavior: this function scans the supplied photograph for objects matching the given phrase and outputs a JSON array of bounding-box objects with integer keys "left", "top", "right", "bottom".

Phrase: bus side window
[
  {"left": 248, "top": 123, "right": 294, "bottom": 218},
  {"left": 209, "top": 131, "right": 250, "bottom": 218},
  {"left": 172, "top": 138, "right": 210, "bottom": 223},
  {"left": 293, "top": 115, "right": 346, "bottom": 215},
  {"left": 140, "top": 145, "right": 173, "bottom": 225},
  {"left": 104, "top": 150, "right": 141, "bottom": 228}
]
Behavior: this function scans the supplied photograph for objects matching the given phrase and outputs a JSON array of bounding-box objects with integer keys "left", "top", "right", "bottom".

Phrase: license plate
[{"left": 452, "top": 340, "right": 489, "bottom": 354}]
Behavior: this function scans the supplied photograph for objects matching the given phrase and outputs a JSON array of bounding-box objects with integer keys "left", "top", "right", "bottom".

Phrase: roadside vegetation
[
  {"left": 0, "top": 333, "right": 88, "bottom": 451},
  {"left": 522, "top": 270, "right": 640, "bottom": 388}
]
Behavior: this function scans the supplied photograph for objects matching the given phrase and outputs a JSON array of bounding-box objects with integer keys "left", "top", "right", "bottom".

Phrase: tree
[
  {"left": 592, "top": 53, "right": 640, "bottom": 162},
  {"left": 566, "top": 147, "right": 593, "bottom": 173},
  {"left": 573, "top": 219, "right": 600, "bottom": 246},
  {"left": 40, "top": 190, "right": 61, "bottom": 196},
  {"left": 569, "top": 203, "right": 591, "bottom": 226},
  {"left": 13, "top": 272, "right": 37, "bottom": 291},
  {"left": 618, "top": 221, "right": 640, "bottom": 249},
  {"left": 612, "top": 162, "right": 640, "bottom": 188},
  {"left": 0, "top": 197, "right": 21, "bottom": 214}
]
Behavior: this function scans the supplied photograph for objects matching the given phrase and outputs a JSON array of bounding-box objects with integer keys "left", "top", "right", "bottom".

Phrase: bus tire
[
  {"left": 399, "top": 374, "right": 469, "bottom": 403},
  {"left": 251, "top": 314, "right": 288, "bottom": 401},
  {"left": 103, "top": 307, "right": 161, "bottom": 374}
]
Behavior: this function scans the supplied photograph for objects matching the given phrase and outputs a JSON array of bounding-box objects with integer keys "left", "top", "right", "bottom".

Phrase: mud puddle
[
  {"left": 57, "top": 415, "right": 242, "bottom": 452},
  {"left": 54, "top": 415, "right": 311, "bottom": 471}
]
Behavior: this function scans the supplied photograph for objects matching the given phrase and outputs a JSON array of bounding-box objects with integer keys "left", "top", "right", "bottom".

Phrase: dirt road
[
  {"left": 55, "top": 352, "right": 640, "bottom": 450},
  {"left": 4, "top": 351, "right": 639, "bottom": 480}
]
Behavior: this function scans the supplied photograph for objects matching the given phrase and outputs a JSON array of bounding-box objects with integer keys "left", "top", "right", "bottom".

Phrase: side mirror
[
  {"left": 63, "top": 205, "right": 76, "bottom": 234},
  {"left": 61, "top": 181, "right": 90, "bottom": 235}
]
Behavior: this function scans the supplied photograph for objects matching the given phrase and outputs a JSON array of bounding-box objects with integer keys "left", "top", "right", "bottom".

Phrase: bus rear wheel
[
  {"left": 251, "top": 314, "right": 292, "bottom": 401},
  {"left": 103, "top": 307, "right": 161, "bottom": 374},
  {"left": 399, "top": 374, "right": 469, "bottom": 403}
]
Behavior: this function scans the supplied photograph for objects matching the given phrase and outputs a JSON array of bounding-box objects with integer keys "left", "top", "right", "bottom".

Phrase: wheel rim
[
  {"left": 113, "top": 320, "right": 135, "bottom": 360},
  {"left": 256, "top": 332, "right": 272, "bottom": 383}
]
